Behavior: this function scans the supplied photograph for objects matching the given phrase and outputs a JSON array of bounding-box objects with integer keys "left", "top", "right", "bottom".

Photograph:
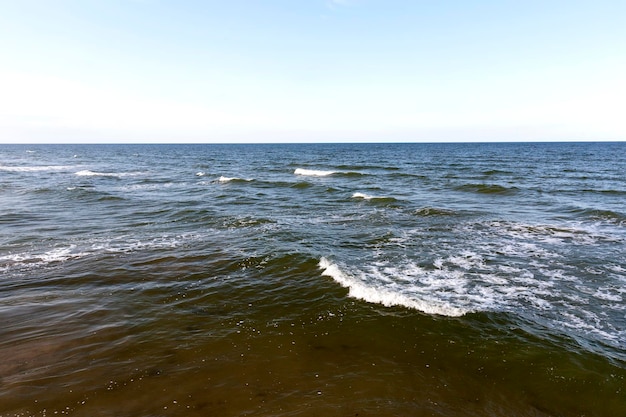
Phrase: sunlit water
[{"left": 1, "top": 143, "right": 625, "bottom": 416}]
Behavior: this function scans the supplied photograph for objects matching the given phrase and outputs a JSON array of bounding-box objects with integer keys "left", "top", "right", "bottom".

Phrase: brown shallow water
[{"left": 2, "top": 255, "right": 625, "bottom": 417}]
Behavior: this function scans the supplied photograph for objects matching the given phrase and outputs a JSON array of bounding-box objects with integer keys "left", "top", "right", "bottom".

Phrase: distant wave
[
  {"left": 352, "top": 192, "right": 374, "bottom": 200},
  {"left": 455, "top": 183, "right": 518, "bottom": 195},
  {"left": 217, "top": 176, "right": 253, "bottom": 183},
  {"left": 335, "top": 171, "right": 365, "bottom": 178},
  {"left": 351, "top": 192, "right": 398, "bottom": 203},
  {"left": 294, "top": 168, "right": 336, "bottom": 177},
  {"left": 482, "top": 169, "right": 512, "bottom": 176},
  {"left": 294, "top": 168, "right": 365, "bottom": 177},
  {"left": 581, "top": 188, "right": 626, "bottom": 196},
  {"left": 337, "top": 164, "right": 399, "bottom": 172},
  {"left": 569, "top": 207, "right": 626, "bottom": 225},
  {"left": 318, "top": 257, "right": 468, "bottom": 317},
  {"left": 0, "top": 165, "right": 74, "bottom": 172},
  {"left": 75, "top": 170, "right": 143, "bottom": 178},
  {"left": 290, "top": 181, "right": 313, "bottom": 189},
  {"left": 413, "top": 207, "right": 457, "bottom": 216}
]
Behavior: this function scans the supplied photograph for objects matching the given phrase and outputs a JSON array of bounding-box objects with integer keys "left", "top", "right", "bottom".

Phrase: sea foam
[
  {"left": 217, "top": 176, "right": 252, "bottom": 183},
  {"left": 294, "top": 168, "right": 336, "bottom": 177},
  {"left": 75, "top": 170, "right": 141, "bottom": 178},
  {"left": 318, "top": 257, "right": 468, "bottom": 317},
  {"left": 352, "top": 192, "right": 374, "bottom": 200},
  {"left": 351, "top": 192, "right": 398, "bottom": 203}
]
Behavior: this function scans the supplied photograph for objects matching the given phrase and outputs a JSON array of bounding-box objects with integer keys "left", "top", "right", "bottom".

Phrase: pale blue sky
[{"left": 1, "top": 0, "right": 625, "bottom": 143}]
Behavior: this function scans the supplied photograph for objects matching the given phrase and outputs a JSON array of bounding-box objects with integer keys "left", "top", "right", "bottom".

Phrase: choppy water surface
[{"left": 1, "top": 143, "right": 625, "bottom": 416}]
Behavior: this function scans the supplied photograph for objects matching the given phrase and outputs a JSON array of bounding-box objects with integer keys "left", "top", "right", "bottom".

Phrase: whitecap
[
  {"left": 75, "top": 170, "right": 141, "bottom": 177},
  {"left": 317, "top": 216, "right": 626, "bottom": 348},
  {"left": 351, "top": 192, "right": 397, "bottom": 202},
  {"left": 352, "top": 192, "right": 373, "bottom": 200},
  {"left": 0, "top": 245, "right": 87, "bottom": 268},
  {"left": 294, "top": 168, "right": 336, "bottom": 177},
  {"left": 217, "top": 176, "right": 252, "bottom": 183},
  {"left": 318, "top": 257, "right": 468, "bottom": 317}
]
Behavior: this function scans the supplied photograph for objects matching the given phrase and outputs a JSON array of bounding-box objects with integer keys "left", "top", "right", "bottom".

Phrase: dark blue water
[{"left": 1, "top": 143, "right": 625, "bottom": 416}]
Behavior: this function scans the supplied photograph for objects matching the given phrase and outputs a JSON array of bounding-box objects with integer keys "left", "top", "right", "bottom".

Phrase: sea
[{"left": 1, "top": 142, "right": 625, "bottom": 417}]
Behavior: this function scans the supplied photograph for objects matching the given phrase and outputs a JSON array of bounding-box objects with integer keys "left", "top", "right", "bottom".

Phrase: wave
[
  {"left": 217, "top": 176, "right": 253, "bottom": 183},
  {"left": 335, "top": 171, "right": 365, "bottom": 178},
  {"left": 290, "top": 181, "right": 313, "bottom": 189},
  {"left": 294, "top": 168, "right": 365, "bottom": 178},
  {"left": 1, "top": 234, "right": 202, "bottom": 273},
  {"left": 75, "top": 170, "right": 143, "bottom": 178},
  {"left": 482, "top": 169, "right": 511, "bottom": 176},
  {"left": 220, "top": 216, "right": 276, "bottom": 229},
  {"left": 0, "top": 165, "right": 74, "bottom": 172},
  {"left": 318, "top": 257, "right": 468, "bottom": 317},
  {"left": 294, "top": 168, "right": 336, "bottom": 177},
  {"left": 455, "top": 183, "right": 518, "bottom": 195},
  {"left": 336, "top": 164, "right": 400, "bottom": 172},
  {"left": 479, "top": 220, "right": 621, "bottom": 246},
  {"left": 351, "top": 192, "right": 398, "bottom": 203},
  {"left": 319, "top": 237, "right": 626, "bottom": 348},
  {"left": 413, "top": 207, "right": 457, "bottom": 216},
  {"left": 0, "top": 245, "right": 89, "bottom": 271},
  {"left": 581, "top": 189, "right": 626, "bottom": 196},
  {"left": 569, "top": 208, "right": 626, "bottom": 225}
]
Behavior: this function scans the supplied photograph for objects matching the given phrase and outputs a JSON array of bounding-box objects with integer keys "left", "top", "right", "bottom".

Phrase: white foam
[
  {"left": 433, "top": 258, "right": 444, "bottom": 269},
  {"left": 75, "top": 170, "right": 142, "bottom": 178},
  {"left": 294, "top": 168, "right": 336, "bottom": 177},
  {"left": 447, "top": 251, "right": 486, "bottom": 270},
  {"left": 217, "top": 176, "right": 252, "bottom": 183},
  {"left": 316, "top": 215, "right": 626, "bottom": 347},
  {"left": 351, "top": 192, "right": 396, "bottom": 202},
  {"left": 1, "top": 234, "right": 201, "bottom": 273},
  {"left": 0, "top": 245, "right": 87, "bottom": 267},
  {"left": 318, "top": 257, "right": 468, "bottom": 317},
  {"left": 352, "top": 192, "right": 372, "bottom": 200},
  {"left": 593, "top": 287, "right": 622, "bottom": 302}
]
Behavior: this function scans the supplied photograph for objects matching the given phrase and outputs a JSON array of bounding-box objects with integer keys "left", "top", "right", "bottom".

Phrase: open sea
[{"left": 1, "top": 142, "right": 625, "bottom": 417}]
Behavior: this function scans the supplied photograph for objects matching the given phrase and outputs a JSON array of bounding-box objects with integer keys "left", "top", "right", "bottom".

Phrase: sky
[{"left": 1, "top": 0, "right": 625, "bottom": 143}]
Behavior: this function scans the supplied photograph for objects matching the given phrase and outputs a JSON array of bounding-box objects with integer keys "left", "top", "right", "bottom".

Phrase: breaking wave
[
  {"left": 75, "top": 170, "right": 144, "bottom": 178},
  {"left": 294, "top": 168, "right": 336, "bottom": 177},
  {"left": 318, "top": 257, "right": 469, "bottom": 317}
]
